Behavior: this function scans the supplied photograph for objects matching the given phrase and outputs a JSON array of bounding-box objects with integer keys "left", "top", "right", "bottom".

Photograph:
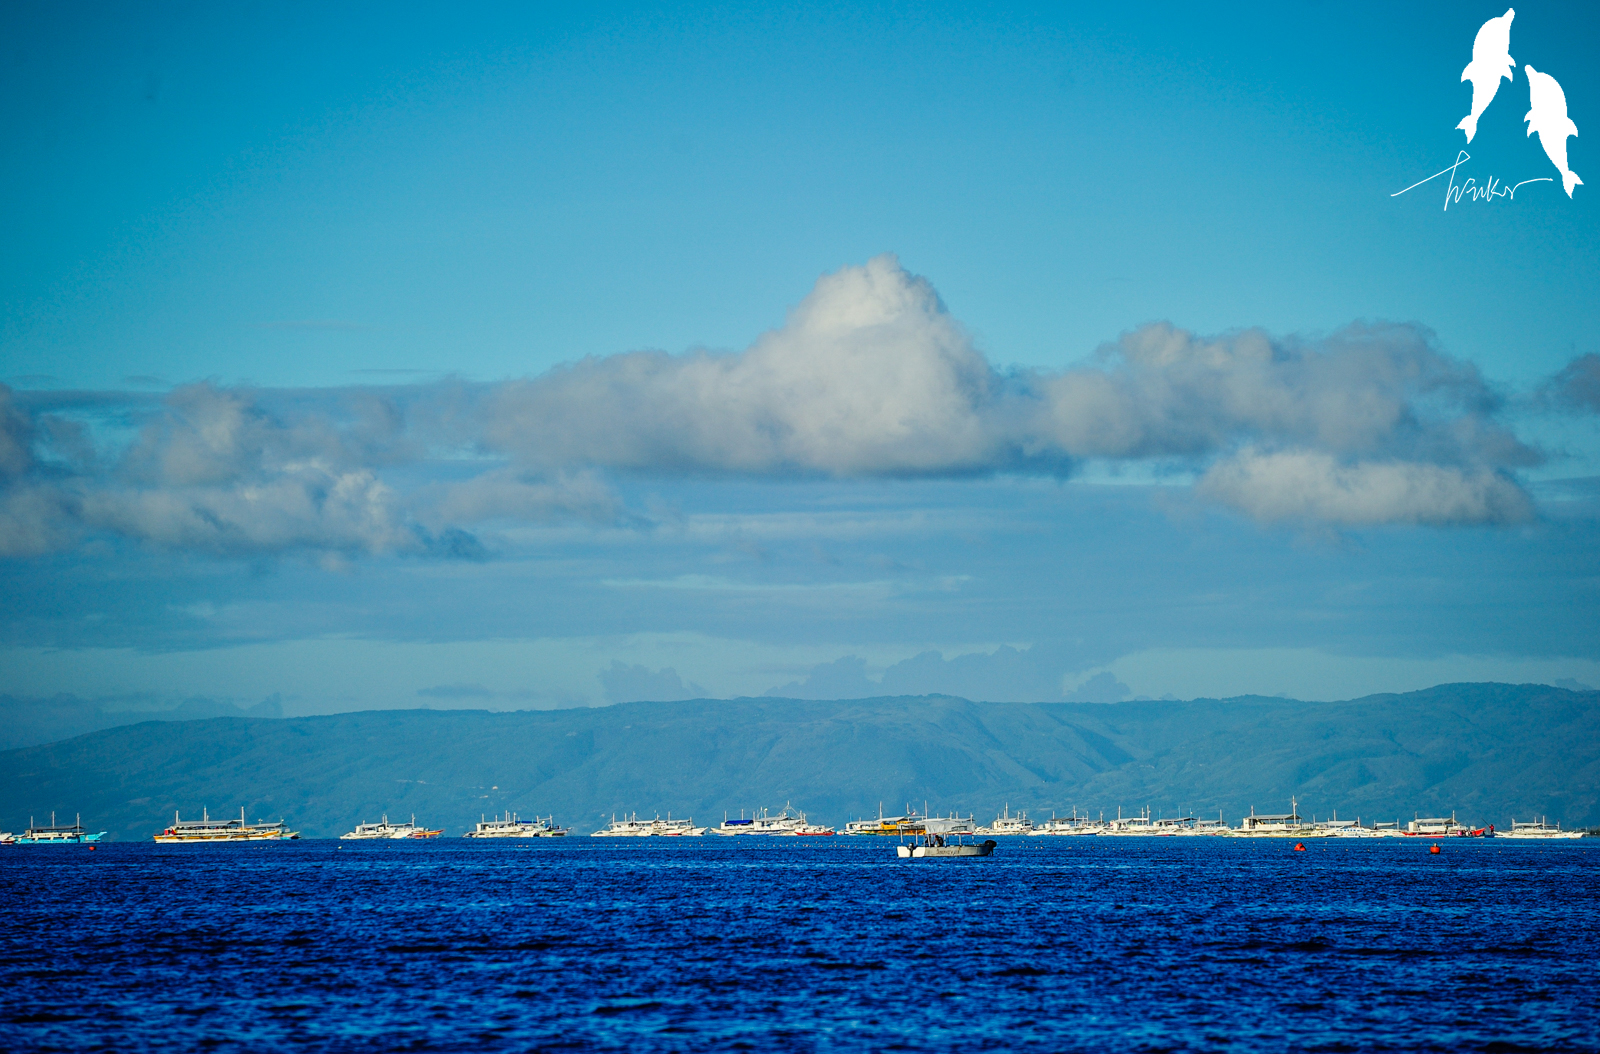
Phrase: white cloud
[
  {"left": 77, "top": 467, "right": 419, "bottom": 557},
  {"left": 472, "top": 255, "right": 1539, "bottom": 525},
  {"left": 482, "top": 254, "right": 1008, "bottom": 475},
  {"left": 0, "top": 486, "right": 73, "bottom": 558},
  {"left": 1064, "top": 671, "right": 1133, "bottom": 703},
  {"left": 1197, "top": 448, "right": 1534, "bottom": 526},
  {"left": 1033, "top": 321, "right": 1525, "bottom": 465},
  {"left": 0, "top": 256, "right": 1569, "bottom": 559}
]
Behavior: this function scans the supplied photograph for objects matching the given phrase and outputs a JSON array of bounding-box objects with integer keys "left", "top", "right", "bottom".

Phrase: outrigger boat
[
  {"left": 843, "top": 803, "right": 925, "bottom": 836},
  {"left": 1499, "top": 818, "right": 1584, "bottom": 839},
  {"left": 1029, "top": 810, "right": 1107, "bottom": 836},
  {"left": 896, "top": 817, "right": 996, "bottom": 859},
  {"left": 974, "top": 804, "right": 1035, "bottom": 836},
  {"left": 16, "top": 813, "right": 105, "bottom": 844},
  {"left": 462, "top": 812, "right": 568, "bottom": 838},
  {"left": 590, "top": 812, "right": 708, "bottom": 837},
  {"left": 712, "top": 804, "right": 815, "bottom": 836},
  {"left": 153, "top": 807, "right": 298, "bottom": 842},
  {"left": 1403, "top": 813, "right": 1491, "bottom": 837},
  {"left": 340, "top": 815, "right": 443, "bottom": 839}
]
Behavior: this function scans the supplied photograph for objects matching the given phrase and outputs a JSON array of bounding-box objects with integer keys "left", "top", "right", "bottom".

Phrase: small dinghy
[{"left": 896, "top": 817, "right": 996, "bottom": 858}]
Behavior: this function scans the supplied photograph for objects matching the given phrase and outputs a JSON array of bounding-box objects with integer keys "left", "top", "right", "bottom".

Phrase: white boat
[
  {"left": 1403, "top": 814, "right": 1491, "bottom": 838},
  {"left": 896, "top": 818, "right": 996, "bottom": 858},
  {"left": 340, "top": 815, "right": 442, "bottom": 840},
  {"left": 0, "top": 832, "right": 13, "bottom": 845},
  {"left": 1500, "top": 818, "right": 1584, "bottom": 839},
  {"left": 733, "top": 805, "right": 836, "bottom": 836},
  {"left": 590, "top": 814, "right": 652, "bottom": 837},
  {"left": 153, "top": 808, "right": 297, "bottom": 842},
  {"left": 712, "top": 804, "right": 810, "bottom": 836},
  {"left": 591, "top": 813, "right": 707, "bottom": 837},
  {"left": 1234, "top": 799, "right": 1320, "bottom": 838},
  {"left": 462, "top": 812, "right": 568, "bottom": 838},
  {"left": 1153, "top": 816, "right": 1208, "bottom": 835},
  {"left": 974, "top": 805, "right": 1034, "bottom": 837},
  {"left": 780, "top": 822, "right": 837, "bottom": 836},
  {"left": 1178, "top": 818, "right": 1233, "bottom": 836},
  {"left": 1027, "top": 811, "right": 1106, "bottom": 836},
  {"left": 1103, "top": 808, "right": 1167, "bottom": 836}
]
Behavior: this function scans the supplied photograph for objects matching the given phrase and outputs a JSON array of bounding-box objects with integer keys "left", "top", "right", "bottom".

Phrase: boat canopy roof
[{"left": 921, "top": 818, "right": 969, "bottom": 835}]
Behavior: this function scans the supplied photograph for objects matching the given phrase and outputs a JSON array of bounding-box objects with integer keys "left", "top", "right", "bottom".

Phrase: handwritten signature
[{"left": 1392, "top": 151, "right": 1552, "bottom": 211}]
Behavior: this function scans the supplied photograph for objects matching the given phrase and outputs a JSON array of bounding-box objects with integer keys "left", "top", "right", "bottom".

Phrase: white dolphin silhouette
[
  {"left": 1525, "top": 65, "right": 1582, "bottom": 196},
  {"left": 1457, "top": 9, "right": 1515, "bottom": 142}
]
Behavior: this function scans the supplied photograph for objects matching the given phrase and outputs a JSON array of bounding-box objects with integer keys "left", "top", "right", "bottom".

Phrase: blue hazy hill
[{"left": 0, "top": 683, "right": 1594, "bottom": 840}]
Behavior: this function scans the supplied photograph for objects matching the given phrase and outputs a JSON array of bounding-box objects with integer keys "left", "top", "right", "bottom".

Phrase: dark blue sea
[{"left": 2, "top": 837, "right": 1596, "bottom": 1052}]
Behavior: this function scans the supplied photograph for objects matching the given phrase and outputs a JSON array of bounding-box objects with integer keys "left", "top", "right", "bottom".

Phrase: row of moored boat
[
  {"left": 2, "top": 801, "right": 1586, "bottom": 843},
  {"left": 965, "top": 803, "right": 1585, "bottom": 839}
]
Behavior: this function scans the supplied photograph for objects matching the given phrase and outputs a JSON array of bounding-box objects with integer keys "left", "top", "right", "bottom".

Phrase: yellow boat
[{"left": 842, "top": 804, "right": 925, "bottom": 836}]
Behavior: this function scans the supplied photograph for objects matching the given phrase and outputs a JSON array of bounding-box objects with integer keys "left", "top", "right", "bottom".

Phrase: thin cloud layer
[{"left": 0, "top": 255, "right": 1575, "bottom": 559}]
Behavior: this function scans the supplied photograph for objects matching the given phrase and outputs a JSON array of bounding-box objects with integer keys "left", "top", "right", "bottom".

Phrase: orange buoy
[
  {"left": 1293, "top": 842, "right": 1306, "bottom": 851},
  {"left": 1429, "top": 844, "right": 1441, "bottom": 855}
]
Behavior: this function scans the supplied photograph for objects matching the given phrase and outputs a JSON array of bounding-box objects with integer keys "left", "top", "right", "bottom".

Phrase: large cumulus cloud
[
  {"left": 476, "top": 254, "right": 1540, "bottom": 526},
  {"left": 482, "top": 256, "right": 1009, "bottom": 474},
  {"left": 0, "top": 254, "right": 1578, "bottom": 560}
]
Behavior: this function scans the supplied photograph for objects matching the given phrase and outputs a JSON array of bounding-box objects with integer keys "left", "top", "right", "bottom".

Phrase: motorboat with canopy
[{"left": 896, "top": 816, "right": 996, "bottom": 858}]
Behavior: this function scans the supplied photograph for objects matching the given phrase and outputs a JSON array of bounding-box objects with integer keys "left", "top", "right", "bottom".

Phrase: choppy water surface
[{"left": 2, "top": 838, "right": 1596, "bottom": 1052}]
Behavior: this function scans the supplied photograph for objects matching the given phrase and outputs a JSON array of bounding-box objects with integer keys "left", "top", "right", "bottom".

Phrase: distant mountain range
[{"left": 1, "top": 683, "right": 1594, "bottom": 840}]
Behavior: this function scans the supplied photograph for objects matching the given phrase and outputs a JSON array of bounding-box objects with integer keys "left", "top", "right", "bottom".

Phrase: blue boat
[{"left": 15, "top": 813, "right": 105, "bottom": 844}]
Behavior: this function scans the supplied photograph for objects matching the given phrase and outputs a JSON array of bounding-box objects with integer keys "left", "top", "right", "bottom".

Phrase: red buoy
[
  {"left": 1429, "top": 844, "right": 1441, "bottom": 854},
  {"left": 1293, "top": 842, "right": 1306, "bottom": 851}
]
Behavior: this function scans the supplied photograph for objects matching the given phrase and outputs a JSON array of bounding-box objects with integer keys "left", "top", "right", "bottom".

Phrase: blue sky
[{"left": 2, "top": 2, "right": 1598, "bottom": 712}]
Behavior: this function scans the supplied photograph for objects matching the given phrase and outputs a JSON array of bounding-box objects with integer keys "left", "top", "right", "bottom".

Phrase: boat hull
[
  {"left": 154, "top": 832, "right": 296, "bottom": 842},
  {"left": 15, "top": 832, "right": 105, "bottom": 845},
  {"left": 898, "top": 841, "right": 996, "bottom": 858}
]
